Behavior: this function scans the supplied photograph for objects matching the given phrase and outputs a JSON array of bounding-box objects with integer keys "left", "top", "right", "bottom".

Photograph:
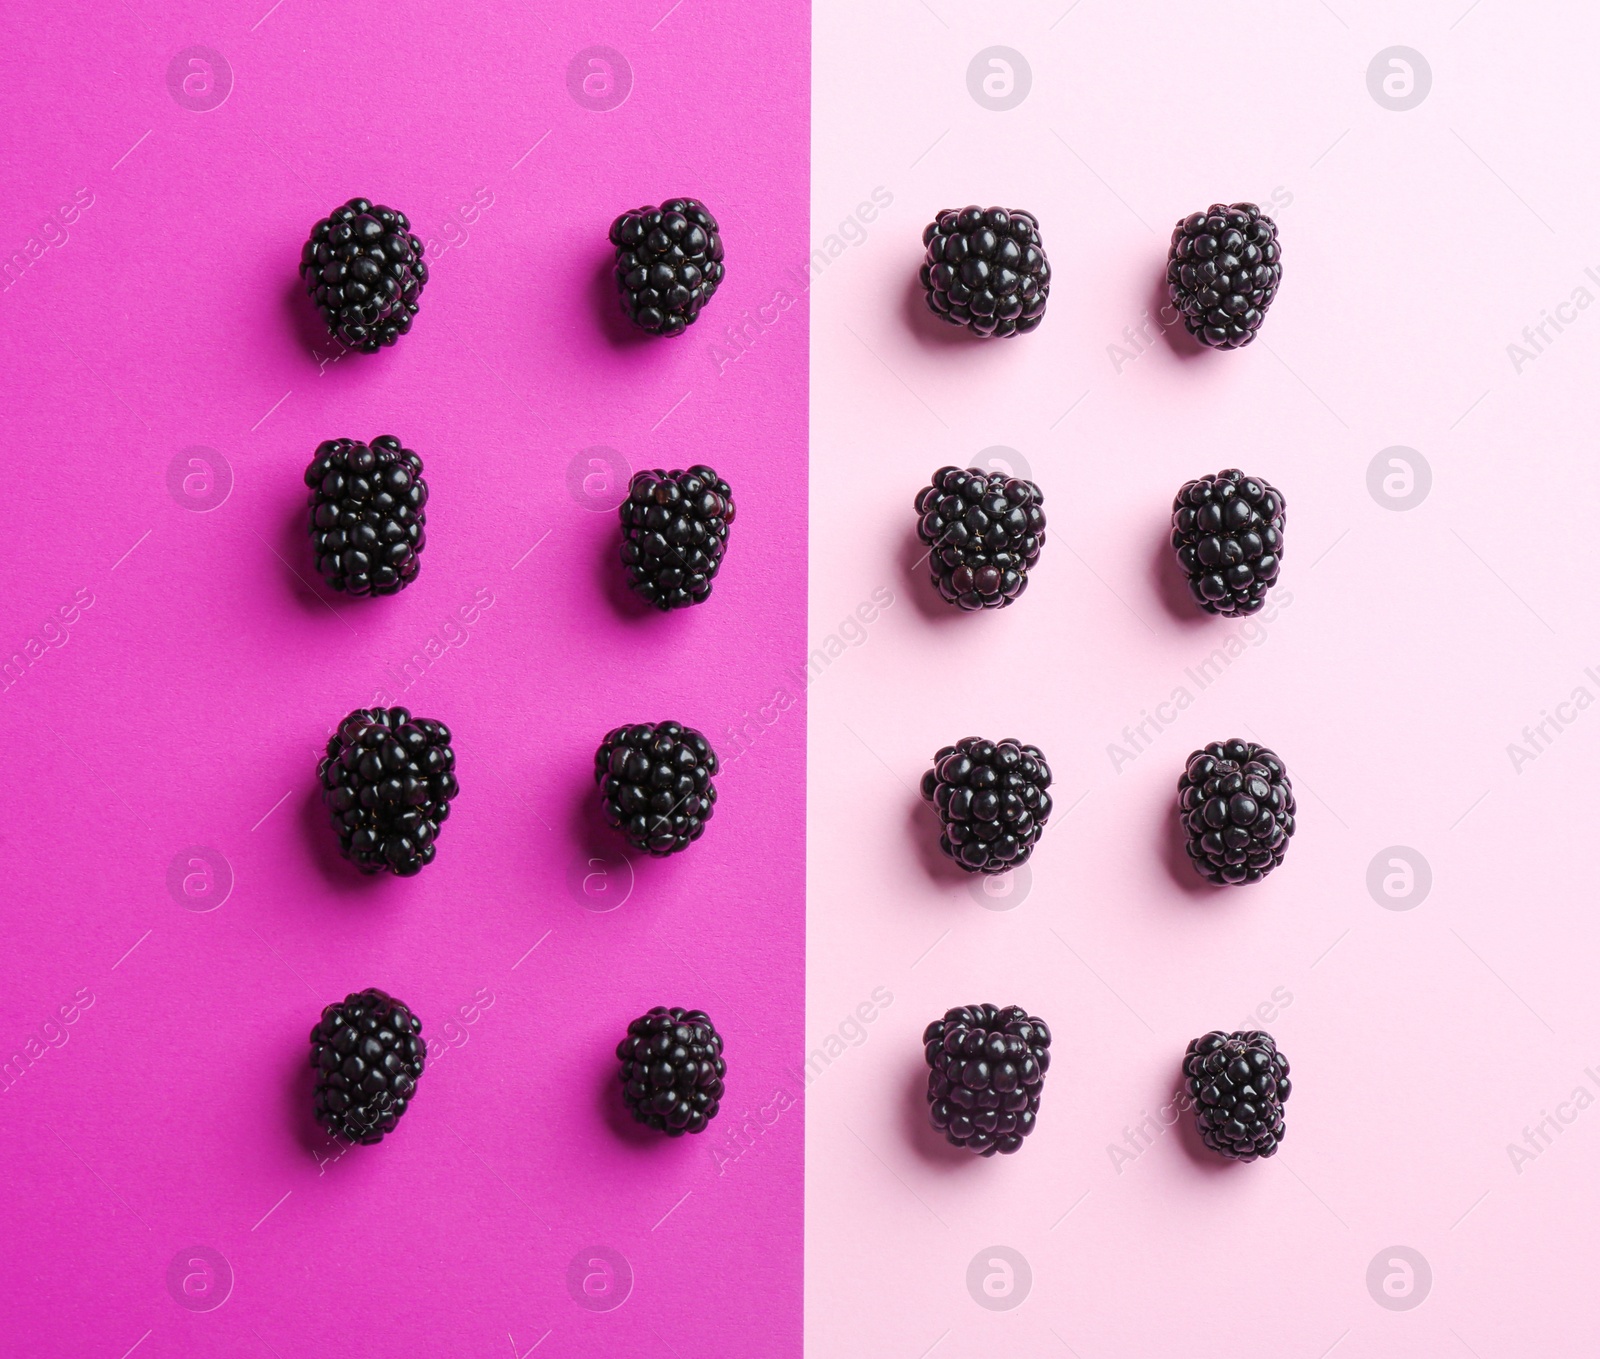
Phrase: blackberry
[
  {"left": 300, "top": 197, "right": 428, "bottom": 352},
  {"left": 609, "top": 199, "right": 725, "bottom": 336},
  {"left": 1177, "top": 739, "right": 1295, "bottom": 885},
  {"left": 309, "top": 988, "right": 426, "bottom": 1145},
  {"left": 1171, "top": 469, "right": 1284, "bottom": 617},
  {"left": 1166, "top": 202, "right": 1281, "bottom": 349},
  {"left": 919, "top": 206, "right": 1050, "bottom": 338},
  {"left": 619, "top": 466, "right": 735, "bottom": 610},
  {"left": 924, "top": 1004, "right": 1051, "bottom": 1156},
  {"left": 1183, "top": 1030, "right": 1291, "bottom": 1161},
  {"left": 319, "top": 707, "right": 458, "bottom": 876},
  {"left": 595, "top": 722, "right": 718, "bottom": 856},
  {"left": 305, "top": 436, "right": 428, "bottom": 597},
  {"left": 921, "top": 738, "right": 1052, "bottom": 874},
  {"left": 914, "top": 466, "right": 1045, "bottom": 610},
  {"left": 616, "top": 1006, "right": 726, "bottom": 1135}
]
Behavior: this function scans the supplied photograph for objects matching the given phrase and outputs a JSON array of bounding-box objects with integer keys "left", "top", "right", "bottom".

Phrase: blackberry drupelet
[
  {"left": 1166, "top": 202, "right": 1281, "bottom": 349},
  {"left": 609, "top": 199, "right": 724, "bottom": 336},
  {"left": 921, "top": 738, "right": 1052, "bottom": 874},
  {"left": 595, "top": 722, "right": 718, "bottom": 856},
  {"left": 305, "top": 436, "right": 428, "bottom": 597},
  {"left": 1183, "top": 1030, "right": 1291, "bottom": 1161},
  {"left": 619, "top": 466, "right": 735, "bottom": 610},
  {"left": 924, "top": 1004, "right": 1051, "bottom": 1156},
  {"left": 617, "top": 1006, "right": 726, "bottom": 1135},
  {"left": 1177, "top": 739, "right": 1295, "bottom": 885},
  {"left": 319, "top": 707, "right": 458, "bottom": 876},
  {"left": 914, "top": 466, "right": 1046, "bottom": 610},
  {"left": 309, "top": 988, "right": 427, "bottom": 1145},
  {"left": 300, "top": 197, "right": 428, "bottom": 352},
  {"left": 1171, "top": 469, "right": 1284, "bottom": 617},
  {"left": 919, "top": 206, "right": 1050, "bottom": 338}
]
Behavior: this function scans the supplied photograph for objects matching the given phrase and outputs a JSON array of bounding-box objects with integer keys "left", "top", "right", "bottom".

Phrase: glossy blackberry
[
  {"left": 914, "top": 466, "right": 1045, "bottom": 610},
  {"left": 1171, "top": 469, "right": 1284, "bottom": 617},
  {"left": 309, "top": 988, "right": 426, "bottom": 1145},
  {"left": 1177, "top": 739, "right": 1295, "bottom": 885},
  {"left": 300, "top": 197, "right": 428, "bottom": 352},
  {"left": 617, "top": 1006, "right": 726, "bottom": 1135},
  {"left": 595, "top": 722, "right": 718, "bottom": 856},
  {"left": 919, "top": 206, "right": 1050, "bottom": 338},
  {"left": 924, "top": 1004, "right": 1051, "bottom": 1156},
  {"left": 1183, "top": 1030, "right": 1291, "bottom": 1161},
  {"left": 921, "top": 738, "right": 1052, "bottom": 874},
  {"left": 305, "top": 436, "right": 427, "bottom": 597},
  {"left": 619, "top": 466, "right": 735, "bottom": 610},
  {"left": 319, "top": 707, "right": 458, "bottom": 876},
  {"left": 1166, "top": 202, "right": 1281, "bottom": 349},
  {"left": 609, "top": 199, "right": 725, "bottom": 336}
]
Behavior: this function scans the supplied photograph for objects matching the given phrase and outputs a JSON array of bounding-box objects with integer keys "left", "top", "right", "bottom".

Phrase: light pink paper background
[
  {"left": 0, "top": 3, "right": 807, "bottom": 1356},
  {"left": 808, "top": 2, "right": 1600, "bottom": 1354}
]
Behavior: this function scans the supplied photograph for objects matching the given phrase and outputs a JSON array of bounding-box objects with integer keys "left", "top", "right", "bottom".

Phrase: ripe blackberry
[
  {"left": 1177, "top": 739, "right": 1295, "bottom": 885},
  {"left": 1166, "top": 202, "right": 1281, "bottom": 349},
  {"left": 305, "top": 436, "right": 427, "bottom": 597},
  {"left": 619, "top": 466, "right": 735, "bottom": 610},
  {"left": 595, "top": 722, "right": 718, "bottom": 856},
  {"left": 309, "top": 988, "right": 427, "bottom": 1145},
  {"left": 914, "top": 466, "right": 1046, "bottom": 610},
  {"left": 924, "top": 1004, "right": 1051, "bottom": 1156},
  {"left": 609, "top": 199, "right": 724, "bottom": 336},
  {"left": 319, "top": 707, "right": 458, "bottom": 876},
  {"left": 921, "top": 738, "right": 1052, "bottom": 874},
  {"left": 919, "top": 206, "right": 1050, "bottom": 338},
  {"left": 1183, "top": 1030, "right": 1291, "bottom": 1161},
  {"left": 300, "top": 197, "right": 428, "bottom": 352},
  {"left": 616, "top": 1006, "right": 726, "bottom": 1135},
  {"left": 1171, "top": 469, "right": 1284, "bottom": 617}
]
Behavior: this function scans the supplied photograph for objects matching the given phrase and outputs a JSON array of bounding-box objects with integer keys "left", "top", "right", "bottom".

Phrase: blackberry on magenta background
[
  {"left": 1183, "top": 1030, "right": 1291, "bottom": 1161},
  {"left": 1166, "top": 202, "right": 1281, "bottom": 349},
  {"left": 300, "top": 198, "right": 428, "bottom": 352},
  {"left": 319, "top": 707, "right": 458, "bottom": 876},
  {"left": 919, "top": 206, "right": 1050, "bottom": 337},
  {"left": 1171, "top": 469, "right": 1284, "bottom": 617},
  {"left": 595, "top": 722, "right": 718, "bottom": 856},
  {"left": 609, "top": 199, "right": 724, "bottom": 336},
  {"left": 309, "top": 988, "right": 426, "bottom": 1145},
  {"left": 306, "top": 436, "right": 427, "bottom": 597},
  {"left": 924, "top": 1004, "right": 1051, "bottom": 1155},
  {"left": 1177, "top": 739, "right": 1295, "bottom": 885},
  {"left": 619, "top": 466, "right": 735, "bottom": 610},
  {"left": 921, "top": 738, "right": 1052, "bottom": 874},
  {"left": 914, "top": 465, "right": 1045, "bottom": 610},
  {"left": 617, "top": 1006, "right": 726, "bottom": 1135}
]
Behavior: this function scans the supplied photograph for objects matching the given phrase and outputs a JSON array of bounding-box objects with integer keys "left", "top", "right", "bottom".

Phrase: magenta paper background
[
  {"left": 808, "top": 3, "right": 1600, "bottom": 1356},
  {"left": 0, "top": 3, "right": 808, "bottom": 1356}
]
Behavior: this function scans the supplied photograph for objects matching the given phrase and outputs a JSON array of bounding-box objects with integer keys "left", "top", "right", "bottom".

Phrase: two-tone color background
[{"left": 3, "top": 2, "right": 1596, "bottom": 1355}]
